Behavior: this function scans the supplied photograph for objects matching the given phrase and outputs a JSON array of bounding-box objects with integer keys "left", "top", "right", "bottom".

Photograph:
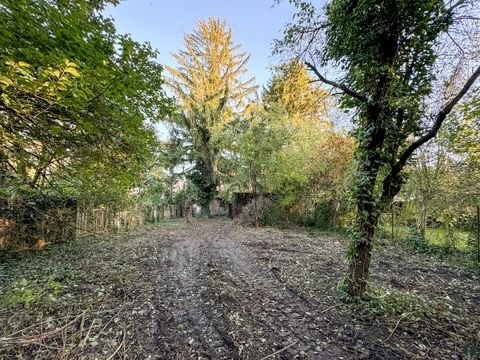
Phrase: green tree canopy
[{"left": 0, "top": 0, "right": 172, "bottom": 201}]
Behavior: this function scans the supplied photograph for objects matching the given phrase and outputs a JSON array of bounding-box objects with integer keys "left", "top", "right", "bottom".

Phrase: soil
[{"left": 0, "top": 218, "right": 479, "bottom": 359}]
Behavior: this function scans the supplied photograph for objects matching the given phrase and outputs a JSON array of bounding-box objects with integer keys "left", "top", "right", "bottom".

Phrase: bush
[
  {"left": 310, "top": 202, "right": 336, "bottom": 229},
  {"left": 238, "top": 196, "right": 349, "bottom": 231},
  {"left": 404, "top": 226, "right": 430, "bottom": 253},
  {"left": 238, "top": 197, "right": 291, "bottom": 227},
  {"left": 260, "top": 198, "right": 292, "bottom": 226}
]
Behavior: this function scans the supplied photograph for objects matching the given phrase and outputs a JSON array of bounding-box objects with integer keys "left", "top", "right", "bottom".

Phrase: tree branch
[
  {"left": 395, "top": 64, "right": 480, "bottom": 171},
  {"left": 304, "top": 61, "right": 368, "bottom": 102},
  {"left": 379, "top": 64, "right": 480, "bottom": 206}
]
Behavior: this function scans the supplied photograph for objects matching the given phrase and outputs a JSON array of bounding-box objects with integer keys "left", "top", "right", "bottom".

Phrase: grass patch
[{"left": 379, "top": 224, "right": 473, "bottom": 251}]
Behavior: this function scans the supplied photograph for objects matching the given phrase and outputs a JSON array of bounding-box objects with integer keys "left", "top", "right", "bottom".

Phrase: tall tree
[
  {"left": 278, "top": 0, "right": 480, "bottom": 298},
  {"left": 166, "top": 17, "right": 256, "bottom": 212},
  {"left": 262, "top": 59, "right": 353, "bottom": 227},
  {"left": 263, "top": 59, "right": 330, "bottom": 127}
]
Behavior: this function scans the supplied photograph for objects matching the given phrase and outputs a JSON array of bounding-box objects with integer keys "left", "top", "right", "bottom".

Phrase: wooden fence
[
  {"left": 75, "top": 204, "right": 183, "bottom": 237},
  {"left": 0, "top": 198, "right": 183, "bottom": 249}
]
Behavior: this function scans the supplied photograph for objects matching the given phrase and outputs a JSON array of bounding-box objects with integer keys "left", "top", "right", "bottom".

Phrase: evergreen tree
[{"left": 166, "top": 17, "right": 256, "bottom": 212}]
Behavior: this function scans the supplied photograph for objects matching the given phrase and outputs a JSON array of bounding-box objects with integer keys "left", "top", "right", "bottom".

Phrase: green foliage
[
  {"left": 377, "top": 221, "right": 479, "bottom": 268},
  {"left": 3, "top": 275, "right": 63, "bottom": 308},
  {"left": 353, "top": 287, "right": 428, "bottom": 318},
  {"left": 234, "top": 104, "right": 291, "bottom": 192},
  {"left": 8, "top": 278, "right": 41, "bottom": 308},
  {"left": 450, "top": 92, "right": 480, "bottom": 166},
  {"left": 137, "top": 165, "right": 168, "bottom": 206},
  {"left": 338, "top": 275, "right": 430, "bottom": 317},
  {"left": 226, "top": 65, "right": 354, "bottom": 228},
  {"left": 404, "top": 227, "right": 431, "bottom": 253},
  {"left": 258, "top": 198, "right": 292, "bottom": 226},
  {"left": 311, "top": 202, "right": 336, "bottom": 229},
  {"left": 386, "top": 120, "right": 479, "bottom": 256},
  {"left": 278, "top": 0, "right": 480, "bottom": 297},
  {"left": 47, "top": 275, "right": 64, "bottom": 298},
  {"left": 0, "top": 0, "right": 172, "bottom": 202},
  {"left": 188, "top": 159, "right": 218, "bottom": 210}
]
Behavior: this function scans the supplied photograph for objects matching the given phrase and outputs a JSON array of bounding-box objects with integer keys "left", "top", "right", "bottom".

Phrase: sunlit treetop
[
  {"left": 263, "top": 59, "right": 331, "bottom": 129},
  {"left": 166, "top": 17, "right": 257, "bottom": 129}
]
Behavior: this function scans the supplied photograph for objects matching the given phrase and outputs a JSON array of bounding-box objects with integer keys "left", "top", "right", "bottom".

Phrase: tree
[
  {"left": 234, "top": 103, "right": 290, "bottom": 226},
  {"left": 166, "top": 17, "right": 256, "bottom": 212},
  {"left": 263, "top": 59, "right": 330, "bottom": 127},
  {"left": 278, "top": 0, "right": 480, "bottom": 298},
  {"left": 450, "top": 92, "right": 480, "bottom": 166},
  {"left": 404, "top": 135, "right": 458, "bottom": 240},
  {"left": 262, "top": 59, "right": 353, "bottom": 228},
  {"left": 0, "top": 0, "right": 171, "bottom": 201}
]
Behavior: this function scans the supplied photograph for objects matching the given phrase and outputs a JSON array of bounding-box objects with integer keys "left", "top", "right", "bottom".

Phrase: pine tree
[{"left": 166, "top": 18, "right": 256, "bottom": 211}]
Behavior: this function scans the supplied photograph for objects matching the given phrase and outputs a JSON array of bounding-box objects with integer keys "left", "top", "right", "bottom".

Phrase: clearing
[{"left": 0, "top": 219, "right": 479, "bottom": 359}]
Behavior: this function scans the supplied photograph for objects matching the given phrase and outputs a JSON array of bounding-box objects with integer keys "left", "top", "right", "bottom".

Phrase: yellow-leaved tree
[
  {"left": 166, "top": 17, "right": 256, "bottom": 211},
  {"left": 263, "top": 59, "right": 331, "bottom": 128},
  {"left": 261, "top": 60, "right": 354, "bottom": 227}
]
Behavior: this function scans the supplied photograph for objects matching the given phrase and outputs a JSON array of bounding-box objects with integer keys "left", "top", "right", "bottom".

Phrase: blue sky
[{"left": 104, "top": 0, "right": 297, "bottom": 88}]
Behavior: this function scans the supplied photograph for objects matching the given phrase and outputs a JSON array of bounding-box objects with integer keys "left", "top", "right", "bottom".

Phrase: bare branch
[
  {"left": 304, "top": 61, "right": 368, "bottom": 102},
  {"left": 395, "top": 64, "right": 480, "bottom": 171},
  {"left": 446, "top": 31, "right": 465, "bottom": 56}
]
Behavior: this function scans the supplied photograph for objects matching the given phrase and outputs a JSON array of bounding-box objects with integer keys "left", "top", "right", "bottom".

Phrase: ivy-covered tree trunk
[
  {"left": 348, "top": 225, "right": 374, "bottom": 297},
  {"left": 347, "top": 131, "right": 384, "bottom": 297},
  {"left": 280, "top": 0, "right": 480, "bottom": 300}
]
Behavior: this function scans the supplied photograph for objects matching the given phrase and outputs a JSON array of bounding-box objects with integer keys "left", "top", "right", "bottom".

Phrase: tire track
[{"left": 148, "top": 219, "right": 348, "bottom": 359}]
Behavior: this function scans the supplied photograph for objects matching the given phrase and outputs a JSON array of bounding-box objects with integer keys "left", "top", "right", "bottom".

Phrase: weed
[{"left": 2, "top": 275, "right": 64, "bottom": 308}]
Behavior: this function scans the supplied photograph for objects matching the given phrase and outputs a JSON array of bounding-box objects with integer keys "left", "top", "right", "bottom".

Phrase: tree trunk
[
  {"left": 347, "top": 214, "right": 377, "bottom": 297},
  {"left": 253, "top": 177, "right": 260, "bottom": 228},
  {"left": 347, "top": 156, "right": 402, "bottom": 298},
  {"left": 348, "top": 244, "right": 373, "bottom": 297},
  {"left": 347, "top": 124, "right": 385, "bottom": 298},
  {"left": 417, "top": 204, "right": 427, "bottom": 238}
]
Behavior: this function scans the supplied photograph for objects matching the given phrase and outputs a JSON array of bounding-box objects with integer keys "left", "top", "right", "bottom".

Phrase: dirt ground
[{"left": 0, "top": 219, "right": 479, "bottom": 359}]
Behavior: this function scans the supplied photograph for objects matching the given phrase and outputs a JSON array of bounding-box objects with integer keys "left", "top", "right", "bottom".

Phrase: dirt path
[
  {"left": 138, "top": 219, "right": 479, "bottom": 359},
  {"left": 147, "top": 220, "right": 349, "bottom": 359},
  {"left": 1, "top": 219, "right": 479, "bottom": 359}
]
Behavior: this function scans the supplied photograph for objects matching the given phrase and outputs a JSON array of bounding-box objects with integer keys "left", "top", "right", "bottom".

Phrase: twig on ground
[
  {"left": 61, "top": 323, "right": 67, "bottom": 358},
  {"left": 80, "top": 318, "right": 97, "bottom": 347},
  {"left": 384, "top": 313, "right": 408, "bottom": 342},
  {"left": 260, "top": 341, "right": 297, "bottom": 360},
  {"left": 0, "top": 313, "right": 83, "bottom": 345},
  {"left": 122, "top": 329, "right": 127, "bottom": 358},
  {"left": 80, "top": 311, "right": 85, "bottom": 334},
  {"left": 29, "top": 340, "right": 61, "bottom": 351},
  {"left": 320, "top": 304, "right": 342, "bottom": 313},
  {"left": 96, "top": 299, "right": 127, "bottom": 338},
  {"left": 431, "top": 273, "right": 445, "bottom": 283},
  {"left": 106, "top": 329, "right": 125, "bottom": 360},
  {"left": 3, "top": 313, "right": 79, "bottom": 338}
]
